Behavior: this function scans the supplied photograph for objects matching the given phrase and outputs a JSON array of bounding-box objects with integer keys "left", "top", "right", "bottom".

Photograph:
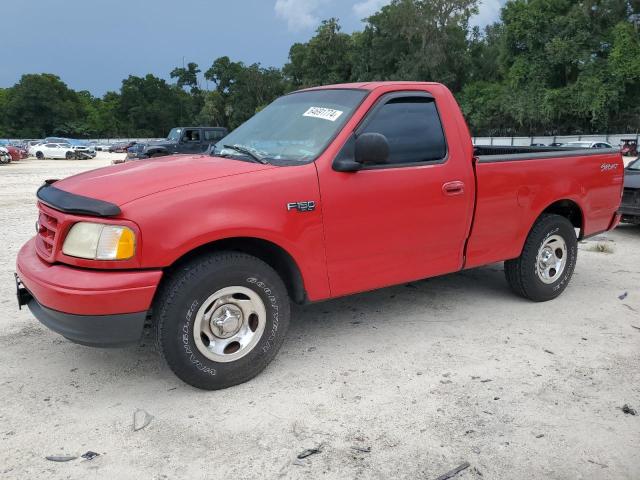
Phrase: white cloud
[
  {"left": 275, "top": 0, "right": 326, "bottom": 32},
  {"left": 471, "top": 0, "right": 504, "bottom": 28},
  {"left": 352, "top": 0, "right": 389, "bottom": 19}
]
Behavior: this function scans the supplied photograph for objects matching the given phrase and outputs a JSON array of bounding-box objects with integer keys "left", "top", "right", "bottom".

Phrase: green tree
[
  {"left": 93, "top": 92, "right": 124, "bottom": 138},
  {"left": 118, "top": 74, "right": 196, "bottom": 137},
  {"left": 170, "top": 62, "right": 202, "bottom": 93},
  {"left": 0, "top": 88, "right": 9, "bottom": 137},
  {"left": 195, "top": 90, "right": 225, "bottom": 126},
  {"left": 2, "top": 74, "right": 85, "bottom": 137},
  {"left": 283, "top": 18, "right": 354, "bottom": 88},
  {"left": 205, "top": 57, "right": 286, "bottom": 129},
  {"left": 462, "top": 0, "right": 640, "bottom": 134},
  {"left": 351, "top": 0, "right": 479, "bottom": 91}
]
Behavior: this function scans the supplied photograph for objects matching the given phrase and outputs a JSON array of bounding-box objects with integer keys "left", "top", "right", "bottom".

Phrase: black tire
[
  {"left": 66, "top": 151, "right": 74, "bottom": 160},
  {"left": 504, "top": 214, "right": 578, "bottom": 302},
  {"left": 150, "top": 151, "right": 166, "bottom": 158},
  {"left": 36, "top": 151, "right": 44, "bottom": 159},
  {"left": 154, "top": 251, "right": 290, "bottom": 390}
]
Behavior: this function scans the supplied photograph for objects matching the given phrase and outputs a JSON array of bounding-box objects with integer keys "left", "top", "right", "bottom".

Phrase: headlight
[{"left": 62, "top": 222, "right": 136, "bottom": 260}]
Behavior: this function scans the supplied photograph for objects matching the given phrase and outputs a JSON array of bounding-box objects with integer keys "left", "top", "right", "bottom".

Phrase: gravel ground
[{"left": 0, "top": 154, "right": 639, "bottom": 480}]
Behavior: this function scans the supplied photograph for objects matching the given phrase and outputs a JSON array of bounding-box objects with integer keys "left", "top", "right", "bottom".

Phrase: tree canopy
[{"left": 0, "top": 0, "right": 638, "bottom": 138}]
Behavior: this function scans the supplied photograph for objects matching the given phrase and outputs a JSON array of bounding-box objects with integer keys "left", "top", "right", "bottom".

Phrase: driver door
[
  {"left": 181, "top": 129, "right": 203, "bottom": 154},
  {"left": 43, "top": 143, "right": 56, "bottom": 158},
  {"left": 318, "top": 91, "right": 475, "bottom": 297}
]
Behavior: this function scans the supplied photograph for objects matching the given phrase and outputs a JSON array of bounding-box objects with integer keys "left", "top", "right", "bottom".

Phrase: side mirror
[
  {"left": 332, "top": 133, "right": 391, "bottom": 173},
  {"left": 355, "top": 133, "right": 389, "bottom": 165}
]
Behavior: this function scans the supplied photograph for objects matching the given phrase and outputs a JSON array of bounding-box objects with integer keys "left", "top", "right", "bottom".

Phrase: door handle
[{"left": 442, "top": 181, "right": 465, "bottom": 196}]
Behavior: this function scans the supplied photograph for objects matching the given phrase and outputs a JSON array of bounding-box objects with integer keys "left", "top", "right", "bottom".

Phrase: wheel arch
[
  {"left": 146, "top": 147, "right": 168, "bottom": 157},
  {"left": 162, "top": 236, "right": 307, "bottom": 304},
  {"left": 538, "top": 199, "right": 584, "bottom": 237}
]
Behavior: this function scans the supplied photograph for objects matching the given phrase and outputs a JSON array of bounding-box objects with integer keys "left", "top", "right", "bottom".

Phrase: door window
[
  {"left": 204, "top": 129, "right": 225, "bottom": 142},
  {"left": 183, "top": 129, "right": 200, "bottom": 142},
  {"left": 360, "top": 96, "right": 447, "bottom": 165}
]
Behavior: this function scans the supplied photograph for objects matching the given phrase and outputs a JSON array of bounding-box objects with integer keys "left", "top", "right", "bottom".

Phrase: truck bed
[{"left": 466, "top": 146, "right": 624, "bottom": 268}]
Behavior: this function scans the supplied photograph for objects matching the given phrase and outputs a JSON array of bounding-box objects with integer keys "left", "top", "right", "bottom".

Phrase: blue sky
[{"left": 0, "top": 0, "right": 505, "bottom": 96}]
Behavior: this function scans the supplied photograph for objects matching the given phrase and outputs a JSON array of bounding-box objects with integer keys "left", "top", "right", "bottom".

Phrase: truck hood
[
  {"left": 52, "top": 154, "right": 271, "bottom": 207},
  {"left": 143, "top": 139, "right": 174, "bottom": 148}
]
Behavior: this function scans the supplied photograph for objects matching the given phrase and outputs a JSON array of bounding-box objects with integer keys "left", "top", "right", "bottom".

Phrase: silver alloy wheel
[
  {"left": 535, "top": 234, "right": 567, "bottom": 284},
  {"left": 193, "top": 286, "right": 266, "bottom": 363}
]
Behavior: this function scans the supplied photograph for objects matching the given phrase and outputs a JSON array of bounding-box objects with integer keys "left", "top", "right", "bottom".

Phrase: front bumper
[
  {"left": 16, "top": 237, "right": 163, "bottom": 346},
  {"left": 22, "top": 291, "right": 147, "bottom": 347}
]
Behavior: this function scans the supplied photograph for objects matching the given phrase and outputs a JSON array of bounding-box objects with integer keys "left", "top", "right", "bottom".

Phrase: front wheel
[
  {"left": 504, "top": 214, "right": 578, "bottom": 302},
  {"left": 35, "top": 151, "right": 44, "bottom": 159},
  {"left": 154, "top": 252, "right": 290, "bottom": 390}
]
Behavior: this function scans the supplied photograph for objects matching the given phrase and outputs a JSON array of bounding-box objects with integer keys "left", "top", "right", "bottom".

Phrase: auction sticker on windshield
[{"left": 303, "top": 107, "right": 344, "bottom": 122}]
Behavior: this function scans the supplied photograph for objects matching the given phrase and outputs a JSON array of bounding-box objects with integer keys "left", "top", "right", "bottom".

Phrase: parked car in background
[
  {"left": 108, "top": 141, "right": 136, "bottom": 153},
  {"left": 94, "top": 143, "right": 112, "bottom": 152},
  {"left": 620, "top": 139, "right": 638, "bottom": 157},
  {"left": 564, "top": 141, "right": 615, "bottom": 149},
  {"left": 0, "top": 147, "right": 10, "bottom": 164},
  {"left": 32, "top": 143, "right": 76, "bottom": 159},
  {"left": 5, "top": 146, "right": 25, "bottom": 161},
  {"left": 530, "top": 143, "right": 547, "bottom": 147},
  {"left": 44, "top": 137, "right": 96, "bottom": 158},
  {"left": 111, "top": 143, "right": 144, "bottom": 164},
  {"left": 620, "top": 157, "right": 640, "bottom": 224},
  {"left": 129, "top": 127, "right": 228, "bottom": 159},
  {"left": 16, "top": 145, "right": 29, "bottom": 158},
  {"left": 549, "top": 142, "right": 565, "bottom": 147},
  {"left": 71, "top": 144, "right": 97, "bottom": 159},
  {"left": 27, "top": 142, "right": 45, "bottom": 157}
]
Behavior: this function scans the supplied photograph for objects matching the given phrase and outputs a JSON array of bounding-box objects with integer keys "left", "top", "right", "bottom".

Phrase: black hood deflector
[{"left": 37, "top": 183, "right": 121, "bottom": 217}]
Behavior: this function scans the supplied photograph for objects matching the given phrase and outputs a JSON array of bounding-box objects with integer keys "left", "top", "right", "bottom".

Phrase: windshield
[
  {"left": 213, "top": 89, "right": 368, "bottom": 163},
  {"left": 629, "top": 158, "right": 640, "bottom": 170},
  {"left": 167, "top": 128, "right": 182, "bottom": 141}
]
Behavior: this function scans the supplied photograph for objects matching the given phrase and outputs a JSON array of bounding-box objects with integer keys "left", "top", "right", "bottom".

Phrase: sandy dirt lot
[{"left": 0, "top": 154, "right": 639, "bottom": 479}]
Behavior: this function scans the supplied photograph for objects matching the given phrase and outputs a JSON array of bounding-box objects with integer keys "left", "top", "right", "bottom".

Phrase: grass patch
[{"left": 587, "top": 242, "right": 615, "bottom": 254}]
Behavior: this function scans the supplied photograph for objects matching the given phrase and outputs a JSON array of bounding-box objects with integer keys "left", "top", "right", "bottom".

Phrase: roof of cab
[{"left": 296, "top": 81, "right": 444, "bottom": 92}]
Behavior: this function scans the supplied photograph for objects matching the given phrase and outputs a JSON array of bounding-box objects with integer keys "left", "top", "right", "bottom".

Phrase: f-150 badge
[{"left": 287, "top": 201, "right": 316, "bottom": 212}]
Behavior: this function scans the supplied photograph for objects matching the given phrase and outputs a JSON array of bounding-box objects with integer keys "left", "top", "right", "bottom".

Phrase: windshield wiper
[{"left": 222, "top": 144, "right": 269, "bottom": 165}]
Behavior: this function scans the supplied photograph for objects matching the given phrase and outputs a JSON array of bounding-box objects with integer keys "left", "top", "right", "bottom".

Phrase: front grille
[
  {"left": 36, "top": 206, "right": 60, "bottom": 262},
  {"left": 622, "top": 188, "right": 640, "bottom": 206}
]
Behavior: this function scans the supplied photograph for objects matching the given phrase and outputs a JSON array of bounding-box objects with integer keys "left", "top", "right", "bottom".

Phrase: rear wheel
[
  {"left": 65, "top": 151, "right": 74, "bottom": 160},
  {"left": 504, "top": 214, "right": 578, "bottom": 302},
  {"left": 36, "top": 151, "right": 44, "bottom": 159},
  {"left": 154, "top": 251, "right": 290, "bottom": 390}
]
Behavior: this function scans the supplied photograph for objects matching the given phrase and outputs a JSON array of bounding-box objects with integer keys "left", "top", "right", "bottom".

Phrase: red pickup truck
[{"left": 15, "top": 82, "right": 624, "bottom": 389}]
